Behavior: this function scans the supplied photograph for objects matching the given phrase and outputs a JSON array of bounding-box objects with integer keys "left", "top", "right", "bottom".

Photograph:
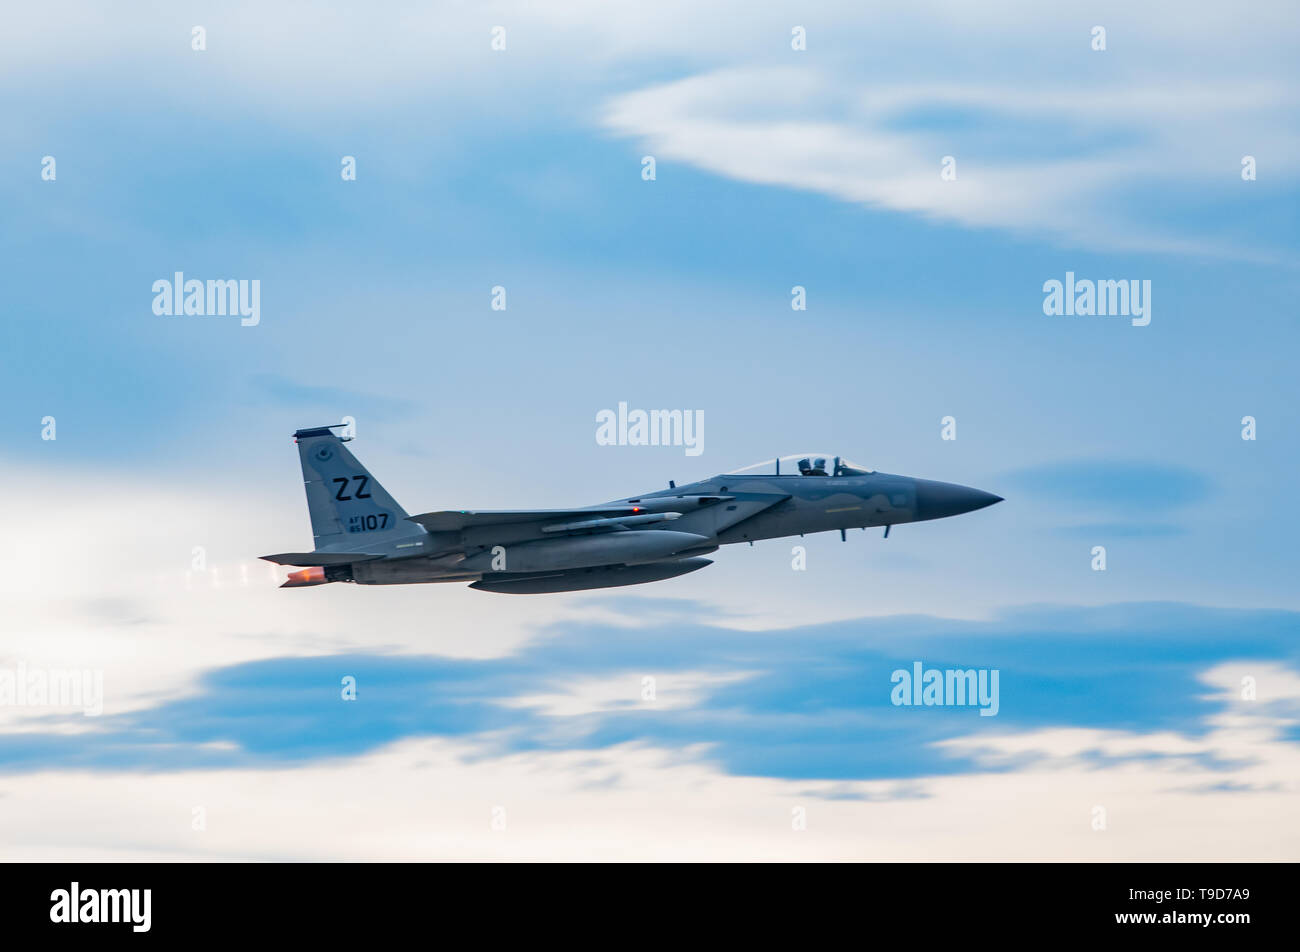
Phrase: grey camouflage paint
[{"left": 262, "top": 427, "right": 1002, "bottom": 594}]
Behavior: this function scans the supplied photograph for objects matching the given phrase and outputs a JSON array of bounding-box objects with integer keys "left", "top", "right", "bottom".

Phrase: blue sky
[{"left": 1, "top": 1, "right": 1298, "bottom": 859}]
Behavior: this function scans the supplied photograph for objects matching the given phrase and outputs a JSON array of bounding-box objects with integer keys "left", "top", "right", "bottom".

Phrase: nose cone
[{"left": 913, "top": 479, "right": 1003, "bottom": 522}]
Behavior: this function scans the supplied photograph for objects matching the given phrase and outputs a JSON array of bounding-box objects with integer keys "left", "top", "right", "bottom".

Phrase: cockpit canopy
[{"left": 726, "top": 454, "right": 874, "bottom": 478}]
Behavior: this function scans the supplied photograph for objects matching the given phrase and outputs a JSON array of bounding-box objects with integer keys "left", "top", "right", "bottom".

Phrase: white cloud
[
  {"left": 3, "top": 660, "right": 1298, "bottom": 860},
  {"left": 499, "top": 669, "right": 753, "bottom": 717},
  {"left": 603, "top": 66, "right": 1299, "bottom": 255}
]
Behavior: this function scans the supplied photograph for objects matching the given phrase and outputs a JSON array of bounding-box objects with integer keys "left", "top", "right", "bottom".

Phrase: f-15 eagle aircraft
[{"left": 262, "top": 425, "right": 1002, "bottom": 594}]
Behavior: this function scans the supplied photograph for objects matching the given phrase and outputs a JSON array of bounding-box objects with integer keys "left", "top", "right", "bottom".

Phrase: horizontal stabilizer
[{"left": 260, "top": 551, "right": 386, "bottom": 567}]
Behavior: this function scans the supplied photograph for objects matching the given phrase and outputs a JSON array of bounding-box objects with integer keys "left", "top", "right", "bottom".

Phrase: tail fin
[{"left": 292, "top": 426, "right": 422, "bottom": 549}]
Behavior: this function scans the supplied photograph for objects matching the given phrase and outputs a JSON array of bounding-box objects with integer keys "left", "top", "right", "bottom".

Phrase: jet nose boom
[{"left": 913, "top": 479, "right": 1003, "bottom": 522}]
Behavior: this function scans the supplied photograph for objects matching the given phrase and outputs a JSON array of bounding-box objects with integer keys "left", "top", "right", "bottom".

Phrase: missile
[
  {"left": 459, "top": 529, "right": 710, "bottom": 574},
  {"left": 541, "top": 511, "right": 681, "bottom": 533}
]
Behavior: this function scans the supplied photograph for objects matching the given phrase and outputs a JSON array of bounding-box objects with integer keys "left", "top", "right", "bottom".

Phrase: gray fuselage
[{"left": 264, "top": 430, "right": 1002, "bottom": 594}]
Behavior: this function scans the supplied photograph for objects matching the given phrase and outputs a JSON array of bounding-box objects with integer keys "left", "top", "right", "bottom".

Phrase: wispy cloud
[{"left": 603, "top": 65, "right": 1299, "bottom": 256}]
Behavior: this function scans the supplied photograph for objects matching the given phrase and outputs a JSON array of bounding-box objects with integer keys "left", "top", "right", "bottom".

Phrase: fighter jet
[{"left": 261, "top": 426, "right": 1002, "bottom": 594}]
